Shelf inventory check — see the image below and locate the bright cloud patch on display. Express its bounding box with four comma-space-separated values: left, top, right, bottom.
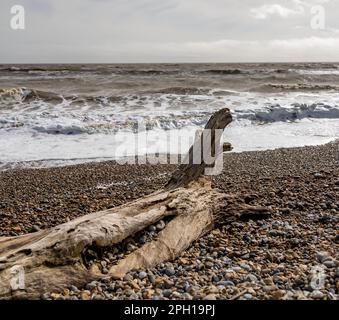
251, 4, 305, 19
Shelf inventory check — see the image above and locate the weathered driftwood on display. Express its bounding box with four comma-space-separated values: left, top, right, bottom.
0, 108, 265, 300
165, 108, 232, 189
0, 177, 224, 299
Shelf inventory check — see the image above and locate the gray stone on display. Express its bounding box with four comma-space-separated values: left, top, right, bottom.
138, 235, 147, 244
156, 220, 166, 231
148, 225, 157, 232
86, 281, 97, 290
162, 289, 172, 298
233, 266, 242, 272
245, 274, 258, 282
310, 290, 325, 299
212, 275, 220, 282
165, 268, 176, 276
316, 251, 331, 263
138, 271, 147, 279
31, 225, 41, 232
123, 274, 133, 281
323, 260, 336, 268
240, 263, 252, 271
242, 234, 251, 242
70, 285, 79, 292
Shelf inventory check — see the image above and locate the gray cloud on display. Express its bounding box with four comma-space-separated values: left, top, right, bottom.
0, 0, 339, 62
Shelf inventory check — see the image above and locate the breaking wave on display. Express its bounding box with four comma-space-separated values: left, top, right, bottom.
0, 87, 64, 103
235, 103, 339, 122
1, 102, 338, 135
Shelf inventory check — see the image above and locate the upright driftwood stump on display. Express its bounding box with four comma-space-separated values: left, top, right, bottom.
0, 108, 269, 299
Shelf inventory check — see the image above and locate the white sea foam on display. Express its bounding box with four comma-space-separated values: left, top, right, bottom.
0, 88, 338, 169
235, 103, 339, 122
295, 69, 339, 76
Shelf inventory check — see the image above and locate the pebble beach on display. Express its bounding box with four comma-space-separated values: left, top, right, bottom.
0, 141, 338, 300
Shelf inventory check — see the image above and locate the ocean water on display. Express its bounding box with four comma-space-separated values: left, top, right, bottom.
0, 63, 338, 169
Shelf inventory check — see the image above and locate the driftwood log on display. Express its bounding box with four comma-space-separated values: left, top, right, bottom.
0, 108, 269, 299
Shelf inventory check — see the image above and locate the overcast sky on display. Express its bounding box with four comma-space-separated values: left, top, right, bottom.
1, 0, 339, 63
